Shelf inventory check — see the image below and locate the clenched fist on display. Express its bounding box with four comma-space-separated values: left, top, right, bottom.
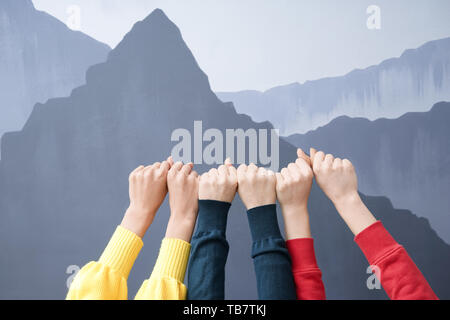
310, 148, 376, 235
165, 161, 199, 242
310, 148, 358, 205
121, 157, 173, 238
276, 150, 313, 212
276, 149, 313, 239
237, 163, 276, 210
199, 158, 237, 203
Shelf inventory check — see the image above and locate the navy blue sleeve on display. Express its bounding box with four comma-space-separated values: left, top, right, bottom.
247, 204, 297, 300
187, 200, 230, 300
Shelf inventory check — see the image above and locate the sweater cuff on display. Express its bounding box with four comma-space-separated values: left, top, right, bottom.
196, 200, 231, 232
354, 221, 400, 264
286, 238, 319, 271
99, 225, 143, 279
151, 238, 191, 283
247, 204, 282, 242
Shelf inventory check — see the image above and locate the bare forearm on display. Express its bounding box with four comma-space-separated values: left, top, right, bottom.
282, 205, 312, 240
120, 207, 153, 238
333, 192, 377, 236
165, 214, 197, 242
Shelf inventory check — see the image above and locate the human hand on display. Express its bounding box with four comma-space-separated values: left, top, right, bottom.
310, 148, 376, 235
310, 148, 359, 206
121, 157, 173, 238
199, 158, 237, 203
276, 149, 313, 239
237, 163, 276, 210
276, 149, 313, 212
165, 161, 199, 242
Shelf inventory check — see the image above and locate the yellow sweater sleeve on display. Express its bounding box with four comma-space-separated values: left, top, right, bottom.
134, 238, 191, 300
66, 226, 143, 300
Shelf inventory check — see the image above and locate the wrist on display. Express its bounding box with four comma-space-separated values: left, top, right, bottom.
169, 209, 198, 225
245, 199, 276, 211
247, 204, 282, 241
333, 192, 377, 235
197, 200, 230, 232
199, 196, 232, 203
281, 206, 311, 240
165, 214, 197, 243
121, 207, 152, 238
332, 192, 361, 212
280, 202, 308, 218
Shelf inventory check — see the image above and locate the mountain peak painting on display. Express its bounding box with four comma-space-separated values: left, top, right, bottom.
218, 37, 450, 135
1, 2, 449, 301
0, 8, 295, 299
0, 0, 110, 140
97, 7, 207, 85
286, 101, 450, 244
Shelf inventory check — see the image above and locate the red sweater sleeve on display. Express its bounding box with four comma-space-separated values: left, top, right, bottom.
286, 238, 326, 300
355, 221, 438, 300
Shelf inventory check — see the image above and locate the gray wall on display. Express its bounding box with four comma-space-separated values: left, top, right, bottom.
0, 0, 110, 140
0, 8, 449, 300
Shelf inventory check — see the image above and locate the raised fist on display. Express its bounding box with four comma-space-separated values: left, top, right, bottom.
199, 158, 238, 203
121, 157, 173, 238
310, 148, 358, 206
237, 163, 276, 210
166, 161, 199, 242
276, 149, 313, 213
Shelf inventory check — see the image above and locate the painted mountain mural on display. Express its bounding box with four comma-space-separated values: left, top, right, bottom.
0, 0, 110, 140
217, 37, 450, 136
0, 9, 449, 299
286, 102, 450, 245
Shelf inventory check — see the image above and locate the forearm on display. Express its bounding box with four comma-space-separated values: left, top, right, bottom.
66, 226, 143, 300
281, 205, 325, 300
133, 205, 195, 300
333, 192, 377, 236
286, 238, 326, 300
135, 237, 191, 300
165, 212, 197, 243
247, 204, 297, 300
355, 221, 437, 300
120, 207, 154, 238
188, 200, 231, 300
335, 192, 437, 299
281, 204, 312, 240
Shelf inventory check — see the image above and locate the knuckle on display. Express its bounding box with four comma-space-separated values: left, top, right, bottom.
217, 176, 226, 185
228, 175, 238, 184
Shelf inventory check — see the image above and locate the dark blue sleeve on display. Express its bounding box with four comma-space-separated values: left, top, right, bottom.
187, 200, 231, 300
247, 204, 297, 300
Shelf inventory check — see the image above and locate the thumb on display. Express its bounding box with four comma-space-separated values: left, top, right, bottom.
297, 148, 311, 166
160, 160, 171, 173
167, 156, 174, 167
224, 157, 233, 167
310, 148, 317, 162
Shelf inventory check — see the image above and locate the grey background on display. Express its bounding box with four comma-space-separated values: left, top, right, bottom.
0, 2, 449, 299
31, 0, 450, 92
0, 0, 110, 140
